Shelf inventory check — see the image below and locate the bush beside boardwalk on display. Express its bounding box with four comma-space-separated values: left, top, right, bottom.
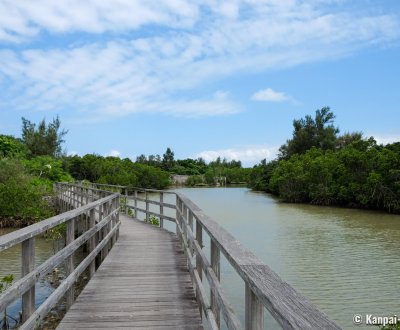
0, 158, 56, 227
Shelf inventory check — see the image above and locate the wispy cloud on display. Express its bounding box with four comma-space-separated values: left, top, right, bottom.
195, 145, 279, 167
0, 1, 399, 120
0, 1, 199, 42
373, 135, 400, 145
251, 88, 289, 102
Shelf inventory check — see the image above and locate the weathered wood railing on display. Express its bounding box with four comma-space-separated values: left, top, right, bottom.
87, 183, 341, 330
0, 183, 120, 329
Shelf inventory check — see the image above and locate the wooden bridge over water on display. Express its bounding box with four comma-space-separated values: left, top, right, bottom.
0, 183, 342, 329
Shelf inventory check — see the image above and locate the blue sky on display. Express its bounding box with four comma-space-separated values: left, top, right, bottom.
1, 0, 400, 167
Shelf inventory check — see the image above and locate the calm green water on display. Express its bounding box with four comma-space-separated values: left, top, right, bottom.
174, 187, 400, 329
0, 228, 57, 325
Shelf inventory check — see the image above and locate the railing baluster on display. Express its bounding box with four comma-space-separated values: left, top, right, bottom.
176, 196, 180, 237
80, 186, 84, 228
21, 237, 35, 322
134, 190, 138, 218
89, 208, 96, 278
65, 218, 75, 310
116, 196, 120, 240
188, 210, 195, 256
145, 191, 149, 222
182, 204, 187, 244
102, 201, 109, 258
196, 219, 203, 319
245, 284, 264, 330
101, 201, 107, 261
160, 192, 164, 228
125, 188, 128, 214
211, 240, 221, 328
111, 197, 117, 246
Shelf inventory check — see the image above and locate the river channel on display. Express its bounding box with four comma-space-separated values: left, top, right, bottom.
172, 187, 400, 329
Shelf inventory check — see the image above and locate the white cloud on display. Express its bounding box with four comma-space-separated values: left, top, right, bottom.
107, 150, 121, 157
251, 88, 289, 102
195, 145, 279, 167
0, 1, 399, 120
373, 135, 400, 145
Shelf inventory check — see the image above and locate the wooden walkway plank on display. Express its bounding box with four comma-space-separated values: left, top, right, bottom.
57, 215, 203, 329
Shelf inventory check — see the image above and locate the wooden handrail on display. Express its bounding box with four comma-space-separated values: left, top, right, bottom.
176, 192, 341, 330
0, 183, 120, 328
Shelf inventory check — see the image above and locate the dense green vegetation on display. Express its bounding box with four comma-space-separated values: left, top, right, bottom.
0, 157, 56, 226
62, 154, 170, 189
0, 118, 172, 226
249, 108, 400, 213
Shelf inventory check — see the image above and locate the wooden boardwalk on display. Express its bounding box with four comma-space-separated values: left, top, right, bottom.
57, 215, 203, 329
1, 183, 341, 329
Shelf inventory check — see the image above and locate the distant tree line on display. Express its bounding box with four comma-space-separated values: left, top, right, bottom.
134, 148, 251, 185
1, 108, 399, 227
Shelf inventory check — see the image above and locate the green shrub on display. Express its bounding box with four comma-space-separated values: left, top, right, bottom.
0, 159, 54, 222
148, 215, 160, 227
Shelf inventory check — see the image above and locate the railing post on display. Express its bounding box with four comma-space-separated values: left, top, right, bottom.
182, 204, 186, 242
111, 197, 117, 246
21, 237, 35, 322
80, 186, 84, 229
89, 208, 96, 278
103, 201, 111, 258
71, 185, 75, 209
145, 191, 149, 222
134, 190, 138, 218
53, 183, 58, 212
176, 196, 181, 241
188, 210, 194, 254
62, 187, 65, 212
160, 192, 164, 228
101, 201, 108, 261
125, 188, 128, 214
245, 284, 264, 330
211, 240, 221, 327
196, 219, 203, 319
65, 218, 75, 310
66, 186, 69, 210
116, 196, 120, 240
95, 202, 102, 264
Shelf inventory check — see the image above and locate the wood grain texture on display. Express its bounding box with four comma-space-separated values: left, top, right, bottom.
57, 215, 202, 330
21, 237, 35, 322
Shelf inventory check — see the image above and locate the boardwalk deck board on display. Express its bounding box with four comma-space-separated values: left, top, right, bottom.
57, 215, 203, 330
